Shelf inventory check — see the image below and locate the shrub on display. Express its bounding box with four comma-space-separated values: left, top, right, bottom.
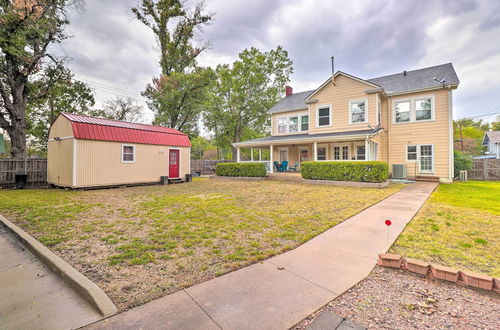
301, 161, 389, 183
215, 162, 267, 177
454, 151, 473, 179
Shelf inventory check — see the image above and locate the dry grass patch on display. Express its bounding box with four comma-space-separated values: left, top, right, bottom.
0, 178, 402, 310
392, 181, 500, 277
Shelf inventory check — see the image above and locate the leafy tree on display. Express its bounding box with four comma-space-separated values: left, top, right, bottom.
0, 0, 83, 157
99, 96, 143, 122
453, 119, 488, 155
132, 0, 213, 136
204, 46, 293, 160
454, 151, 473, 179
27, 64, 95, 153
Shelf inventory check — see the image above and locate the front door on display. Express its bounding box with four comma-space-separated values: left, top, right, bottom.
169, 149, 180, 178
419, 145, 433, 173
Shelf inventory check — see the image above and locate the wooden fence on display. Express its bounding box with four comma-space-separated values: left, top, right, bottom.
468, 159, 500, 180
0, 158, 48, 188
190, 160, 234, 175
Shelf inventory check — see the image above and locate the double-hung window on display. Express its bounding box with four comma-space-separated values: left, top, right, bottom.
122, 145, 135, 163
278, 117, 287, 133
333, 146, 340, 160
415, 98, 432, 121
289, 117, 298, 132
394, 101, 411, 123
301, 115, 309, 131
317, 105, 331, 127
406, 145, 417, 161
349, 99, 367, 124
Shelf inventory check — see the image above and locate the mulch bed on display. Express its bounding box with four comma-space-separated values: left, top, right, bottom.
294, 266, 499, 329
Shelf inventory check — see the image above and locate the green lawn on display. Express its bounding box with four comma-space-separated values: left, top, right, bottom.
392, 181, 500, 277
0, 178, 402, 311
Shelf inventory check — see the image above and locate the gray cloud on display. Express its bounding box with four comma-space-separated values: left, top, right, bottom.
56, 0, 500, 123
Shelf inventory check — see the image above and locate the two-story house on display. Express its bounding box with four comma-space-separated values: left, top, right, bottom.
233, 63, 459, 183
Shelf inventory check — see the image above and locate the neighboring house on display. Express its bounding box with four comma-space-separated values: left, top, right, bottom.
481, 131, 500, 159
234, 63, 459, 183
47, 113, 191, 188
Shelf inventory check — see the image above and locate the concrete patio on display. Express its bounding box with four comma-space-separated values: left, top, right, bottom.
85, 182, 437, 330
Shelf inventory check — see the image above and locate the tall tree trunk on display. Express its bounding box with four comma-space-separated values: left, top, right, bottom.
9, 120, 27, 158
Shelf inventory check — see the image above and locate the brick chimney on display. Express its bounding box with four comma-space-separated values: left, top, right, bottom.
285, 86, 293, 96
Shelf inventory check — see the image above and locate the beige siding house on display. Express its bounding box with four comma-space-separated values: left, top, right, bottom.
48, 113, 191, 188
234, 63, 459, 183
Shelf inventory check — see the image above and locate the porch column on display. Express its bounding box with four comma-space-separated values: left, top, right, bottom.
259, 148, 262, 161
313, 142, 318, 161
237, 147, 241, 163
251, 148, 254, 162
270, 145, 274, 172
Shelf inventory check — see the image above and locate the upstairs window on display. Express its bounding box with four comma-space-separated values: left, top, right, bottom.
415, 98, 432, 121
301, 115, 309, 131
317, 105, 331, 127
350, 99, 367, 124
395, 101, 411, 123
122, 145, 135, 163
289, 117, 298, 132
278, 117, 287, 133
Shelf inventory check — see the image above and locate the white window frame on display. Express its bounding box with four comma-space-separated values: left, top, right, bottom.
276, 113, 309, 134
277, 117, 287, 134
301, 115, 309, 131
316, 104, 332, 127
406, 145, 418, 162
349, 98, 368, 124
419, 144, 434, 173
392, 95, 435, 124
121, 144, 135, 163
394, 100, 412, 124
288, 116, 299, 133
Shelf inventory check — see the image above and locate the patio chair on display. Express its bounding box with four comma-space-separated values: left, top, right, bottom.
280, 160, 289, 172
273, 161, 281, 172
289, 161, 299, 172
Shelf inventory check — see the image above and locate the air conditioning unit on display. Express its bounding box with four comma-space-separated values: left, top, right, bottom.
392, 164, 407, 179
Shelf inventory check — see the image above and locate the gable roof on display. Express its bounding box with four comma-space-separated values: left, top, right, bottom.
268, 63, 459, 113
483, 131, 500, 145
59, 113, 191, 147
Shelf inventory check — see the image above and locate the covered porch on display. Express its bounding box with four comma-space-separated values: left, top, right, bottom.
233, 130, 381, 173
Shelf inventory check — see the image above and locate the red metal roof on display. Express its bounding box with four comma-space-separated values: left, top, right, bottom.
61, 113, 191, 147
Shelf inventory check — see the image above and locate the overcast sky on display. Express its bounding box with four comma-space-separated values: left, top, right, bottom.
57, 0, 500, 124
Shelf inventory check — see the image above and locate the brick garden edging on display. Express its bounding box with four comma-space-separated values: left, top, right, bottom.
378, 253, 499, 294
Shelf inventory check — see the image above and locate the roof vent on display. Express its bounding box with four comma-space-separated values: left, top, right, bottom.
403, 70, 407, 76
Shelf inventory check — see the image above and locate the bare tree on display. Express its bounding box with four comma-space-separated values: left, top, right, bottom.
101, 96, 143, 122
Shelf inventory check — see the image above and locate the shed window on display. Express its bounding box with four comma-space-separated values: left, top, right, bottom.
122, 145, 135, 163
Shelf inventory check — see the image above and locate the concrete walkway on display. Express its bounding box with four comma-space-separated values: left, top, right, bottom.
0, 227, 102, 330
86, 182, 438, 330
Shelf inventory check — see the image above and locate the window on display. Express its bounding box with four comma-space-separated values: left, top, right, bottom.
415, 98, 432, 121
395, 101, 411, 123
317, 147, 326, 160
122, 145, 135, 163
393, 95, 435, 124
317, 106, 331, 127
289, 117, 298, 132
356, 146, 366, 160
333, 146, 340, 160
278, 117, 287, 133
301, 115, 309, 131
350, 99, 367, 124
406, 145, 417, 161
342, 146, 349, 160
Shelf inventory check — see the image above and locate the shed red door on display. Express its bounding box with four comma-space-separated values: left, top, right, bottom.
169, 149, 180, 178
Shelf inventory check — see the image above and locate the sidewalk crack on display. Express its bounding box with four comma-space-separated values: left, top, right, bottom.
184, 289, 224, 330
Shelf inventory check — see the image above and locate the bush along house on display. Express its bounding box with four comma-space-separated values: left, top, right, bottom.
233, 63, 459, 183
47, 113, 191, 188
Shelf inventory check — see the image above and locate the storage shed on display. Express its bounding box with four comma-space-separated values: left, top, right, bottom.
47, 113, 191, 188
